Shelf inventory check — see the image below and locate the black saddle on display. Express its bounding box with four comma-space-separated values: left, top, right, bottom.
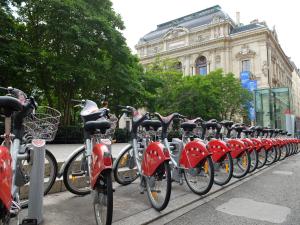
220, 120, 234, 127
181, 122, 197, 131
202, 119, 219, 129
141, 120, 161, 131
0, 96, 23, 117
84, 119, 111, 134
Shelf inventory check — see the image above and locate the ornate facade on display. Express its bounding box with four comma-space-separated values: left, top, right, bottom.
136, 5, 294, 90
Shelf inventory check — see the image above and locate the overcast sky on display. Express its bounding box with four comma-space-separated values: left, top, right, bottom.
111, 0, 300, 67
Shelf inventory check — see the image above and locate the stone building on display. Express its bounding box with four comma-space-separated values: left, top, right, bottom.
136, 5, 293, 90
135, 5, 299, 130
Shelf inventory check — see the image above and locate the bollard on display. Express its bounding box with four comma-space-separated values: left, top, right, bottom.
27, 139, 46, 224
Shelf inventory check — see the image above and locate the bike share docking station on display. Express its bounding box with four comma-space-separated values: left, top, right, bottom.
21, 139, 46, 225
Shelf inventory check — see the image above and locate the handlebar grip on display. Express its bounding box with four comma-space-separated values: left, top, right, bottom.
0, 87, 8, 92
71, 99, 82, 104
177, 113, 186, 119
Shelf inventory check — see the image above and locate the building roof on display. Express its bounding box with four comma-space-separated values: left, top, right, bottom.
230, 23, 266, 34
140, 5, 231, 42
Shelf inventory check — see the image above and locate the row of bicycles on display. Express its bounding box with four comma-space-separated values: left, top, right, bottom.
1, 86, 299, 225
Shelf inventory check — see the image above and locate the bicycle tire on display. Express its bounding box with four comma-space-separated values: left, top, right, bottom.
146, 161, 171, 211
232, 150, 250, 178
184, 156, 214, 195
93, 170, 113, 225
248, 149, 258, 173
113, 147, 138, 185
257, 147, 267, 169
213, 153, 233, 186
265, 147, 277, 165
63, 148, 90, 195
20, 149, 58, 208
279, 145, 288, 161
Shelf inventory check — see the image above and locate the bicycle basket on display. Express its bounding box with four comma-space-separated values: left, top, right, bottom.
24, 106, 61, 142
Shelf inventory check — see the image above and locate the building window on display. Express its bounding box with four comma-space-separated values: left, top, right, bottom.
196, 56, 207, 75
175, 61, 182, 72
215, 55, 221, 69
242, 59, 251, 72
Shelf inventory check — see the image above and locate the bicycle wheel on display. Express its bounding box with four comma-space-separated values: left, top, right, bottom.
232, 150, 250, 178
248, 150, 258, 173
257, 147, 267, 169
213, 153, 233, 186
184, 156, 214, 195
20, 149, 58, 208
279, 145, 288, 161
265, 147, 277, 165
0, 202, 10, 225
93, 170, 113, 225
145, 161, 171, 211
274, 146, 281, 162
113, 147, 138, 185
63, 148, 90, 195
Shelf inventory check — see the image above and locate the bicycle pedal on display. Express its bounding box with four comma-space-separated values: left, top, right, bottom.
20, 218, 37, 225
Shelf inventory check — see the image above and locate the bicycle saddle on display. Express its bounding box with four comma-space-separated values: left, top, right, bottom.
181, 121, 197, 131
141, 120, 161, 131
0, 96, 23, 117
84, 119, 111, 134
219, 120, 234, 127
274, 129, 280, 134
202, 119, 219, 129
242, 128, 253, 135
232, 123, 245, 132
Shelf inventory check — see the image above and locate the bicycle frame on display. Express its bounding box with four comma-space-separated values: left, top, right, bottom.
0, 116, 28, 212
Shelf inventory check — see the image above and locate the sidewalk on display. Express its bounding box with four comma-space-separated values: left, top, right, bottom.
15, 154, 299, 225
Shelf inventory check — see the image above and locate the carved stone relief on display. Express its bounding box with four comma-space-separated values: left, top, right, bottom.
235, 45, 256, 59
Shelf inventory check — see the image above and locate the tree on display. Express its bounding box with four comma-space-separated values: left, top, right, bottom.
0, 0, 31, 92
144, 60, 252, 121
7, 0, 146, 125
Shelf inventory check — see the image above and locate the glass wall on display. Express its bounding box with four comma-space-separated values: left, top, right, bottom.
254, 87, 290, 129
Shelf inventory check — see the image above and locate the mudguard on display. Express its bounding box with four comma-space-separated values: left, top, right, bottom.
227, 139, 247, 159
142, 142, 170, 177
179, 140, 211, 168
91, 143, 112, 189
250, 138, 263, 151
0, 146, 12, 210
57, 145, 85, 178
261, 138, 273, 150
207, 139, 230, 163
241, 138, 255, 153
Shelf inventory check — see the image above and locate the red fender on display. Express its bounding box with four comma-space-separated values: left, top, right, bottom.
250, 138, 262, 151
227, 139, 247, 159
261, 138, 273, 150
0, 146, 12, 211
142, 142, 170, 176
241, 138, 255, 153
91, 143, 112, 189
271, 139, 278, 146
207, 139, 230, 163
179, 140, 211, 168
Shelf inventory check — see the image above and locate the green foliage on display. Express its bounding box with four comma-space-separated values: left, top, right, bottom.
145, 60, 252, 120
0, 0, 148, 125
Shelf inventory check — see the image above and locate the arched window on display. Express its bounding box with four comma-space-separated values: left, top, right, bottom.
175, 61, 182, 72
196, 56, 207, 75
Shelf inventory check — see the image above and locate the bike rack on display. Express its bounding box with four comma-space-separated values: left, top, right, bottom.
21, 139, 46, 225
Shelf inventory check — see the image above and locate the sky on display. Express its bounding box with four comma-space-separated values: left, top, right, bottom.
111, 0, 300, 67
